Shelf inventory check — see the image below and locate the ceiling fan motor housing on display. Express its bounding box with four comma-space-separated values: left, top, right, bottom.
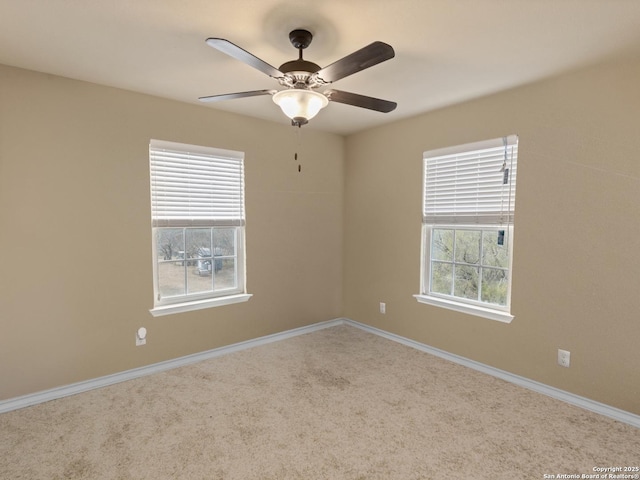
279, 59, 321, 75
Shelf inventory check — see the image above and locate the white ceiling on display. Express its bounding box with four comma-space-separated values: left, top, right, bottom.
1, 0, 640, 135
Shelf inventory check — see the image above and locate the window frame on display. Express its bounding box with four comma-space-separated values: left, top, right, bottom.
148, 140, 251, 317
415, 136, 518, 323
416, 224, 514, 323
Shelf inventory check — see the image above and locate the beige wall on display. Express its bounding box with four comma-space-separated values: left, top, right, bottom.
0, 65, 344, 400
344, 54, 640, 414
2, 53, 639, 416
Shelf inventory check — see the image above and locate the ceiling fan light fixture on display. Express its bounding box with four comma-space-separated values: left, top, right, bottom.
201, 30, 396, 124
272, 89, 329, 125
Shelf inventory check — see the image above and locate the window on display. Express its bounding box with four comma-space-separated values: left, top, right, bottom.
149, 139, 251, 316
415, 136, 518, 323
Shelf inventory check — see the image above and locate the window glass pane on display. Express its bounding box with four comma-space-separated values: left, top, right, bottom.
186, 228, 213, 271
158, 261, 186, 298
454, 230, 481, 265
186, 228, 213, 294
481, 268, 508, 306
431, 261, 453, 295
215, 258, 237, 291
482, 230, 509, 268
214, 228, 236, 256
156, 228, 186, 298
454, 265, 479, 300
156, 228, 184, 262
431, 229, 454, 261
188, 269, 215, 294
213, 228, 237, 291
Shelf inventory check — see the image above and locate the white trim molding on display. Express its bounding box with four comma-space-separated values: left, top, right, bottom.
149, 293, 252, 317
0, 318, 342, 414
414, 294, 514, 323
1, 317, 638, 430
345, 319, 640, 429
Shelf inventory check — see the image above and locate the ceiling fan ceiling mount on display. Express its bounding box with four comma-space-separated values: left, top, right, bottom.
199, 28, 397, 126
288, 29, 313, 50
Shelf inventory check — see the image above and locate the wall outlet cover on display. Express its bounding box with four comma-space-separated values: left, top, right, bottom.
558, 349, 570, 367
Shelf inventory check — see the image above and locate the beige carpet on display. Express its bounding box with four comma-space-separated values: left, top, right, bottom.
1, 325, 638, 479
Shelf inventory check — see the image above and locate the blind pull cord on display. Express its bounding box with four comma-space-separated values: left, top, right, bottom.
294, 125, 303, 173
498, 137, 508, 245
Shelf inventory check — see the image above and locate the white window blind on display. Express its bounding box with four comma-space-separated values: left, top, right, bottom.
150, 139, 245, 227
423, 135, 518, 225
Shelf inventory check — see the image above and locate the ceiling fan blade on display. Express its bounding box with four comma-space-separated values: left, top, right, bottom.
206, 38, 283, 78
316, 42, 395, 84
325, 89, 397, 113
198, 90, 277, 103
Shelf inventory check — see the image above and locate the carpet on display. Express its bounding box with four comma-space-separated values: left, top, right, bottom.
1, 325, 638, 479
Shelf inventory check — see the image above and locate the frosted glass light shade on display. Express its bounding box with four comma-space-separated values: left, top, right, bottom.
272, 89, 329, 123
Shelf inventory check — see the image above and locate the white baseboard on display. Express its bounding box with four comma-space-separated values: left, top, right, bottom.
343, 318, 640, 429
0, 318, 343, 414
2, 317, 639, 430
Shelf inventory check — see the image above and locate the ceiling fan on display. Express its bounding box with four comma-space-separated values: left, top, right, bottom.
199, 29, 397, 127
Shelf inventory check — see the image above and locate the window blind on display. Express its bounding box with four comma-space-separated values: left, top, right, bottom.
423, 135, 518, 225
150, 140, 245, 227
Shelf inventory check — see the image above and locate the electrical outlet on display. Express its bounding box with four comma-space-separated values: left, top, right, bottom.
558, 349, 570, 367
136, 327, 147, 347
379, 302, 386, 314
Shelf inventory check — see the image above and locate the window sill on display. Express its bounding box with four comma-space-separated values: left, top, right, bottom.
150, 293, 252, 317
413, 294, 514, 323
